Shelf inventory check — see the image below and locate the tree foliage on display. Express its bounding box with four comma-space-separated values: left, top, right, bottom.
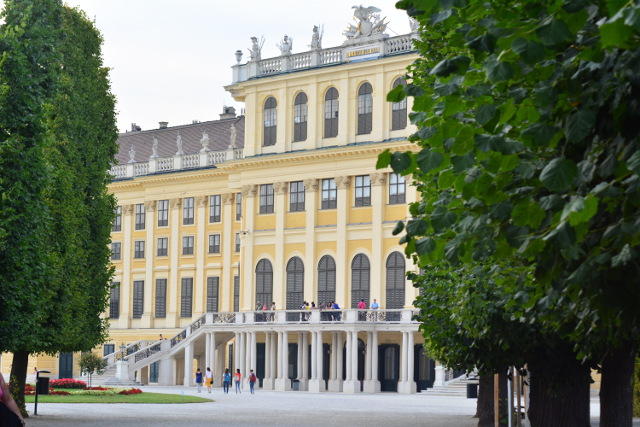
382, 0, 640, 423
79, 353, 107, 388
0, 0, 117, 413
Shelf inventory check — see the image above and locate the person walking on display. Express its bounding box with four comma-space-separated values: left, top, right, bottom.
205, 367, 213, 393
248, 369, 257, 394
223, 368, 231, 394
195, 368, 203, 393
234, 368, 242, 394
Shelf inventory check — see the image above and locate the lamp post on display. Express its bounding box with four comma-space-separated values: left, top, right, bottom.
34, 369, 51, 416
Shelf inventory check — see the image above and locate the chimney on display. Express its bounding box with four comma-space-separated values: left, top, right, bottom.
159, 121, 168, 129
131, 123, 141, 132
219, 106, 237, 120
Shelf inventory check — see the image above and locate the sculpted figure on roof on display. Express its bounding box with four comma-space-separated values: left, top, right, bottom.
128, 145, 136, 163
150, 136, 159, 159
310, 25, 323, 50
278, 35, 293, 55
344, 5, 387, 39
176, 132, 184, 156
249, 36, 263, 61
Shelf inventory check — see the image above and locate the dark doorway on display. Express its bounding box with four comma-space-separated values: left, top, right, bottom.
322, 343, 330, 390
379, 344, 399, 392
414, 345, 435, 391
289, 343, 298, 380
149, 361, 159, 383
59, 352, 73, 379
257, 343, 265, 388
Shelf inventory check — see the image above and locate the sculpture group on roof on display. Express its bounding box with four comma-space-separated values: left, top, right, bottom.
344, 5, 387, 39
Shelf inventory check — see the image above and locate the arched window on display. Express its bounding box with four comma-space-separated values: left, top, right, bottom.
391, 78, 407, 130
286, 257, 304, 310
385, 252, 405, 316
263, 97, 277, 146
357, 82, 373, 135
255, 259, 273, 307
317, 255, 336, 304
324, 87, 339, 138
351, 254, 370, 308
293, 92, 308, 142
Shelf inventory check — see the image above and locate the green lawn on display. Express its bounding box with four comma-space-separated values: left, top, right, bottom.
25, 392, 211, 404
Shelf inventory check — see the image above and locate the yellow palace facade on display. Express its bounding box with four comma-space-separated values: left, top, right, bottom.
3, 8, 446, 394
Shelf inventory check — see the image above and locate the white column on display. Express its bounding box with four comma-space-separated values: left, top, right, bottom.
168, 198, 181, 326
336, 332, 344, 383
365, 332, 372, 381
120, 205, 133, 328
241, 185, 257, 312
270, 332, 277, 387
142, 201, 155, 327
363, 331, 380, 392
276, 331, 291, 390
398, 331, 416, 394
233, 332, 240, 375
194, 196, 207, 314
308, 330, 322, 392
210, 332, 218, 386
221, 194, 234, 311
328, 331, 343, 392
184, 341, 194, 387
205, 333, 211, 370
301, 332, 309, 389
274, 182, 286, 305
250, 331, 257, 371
244, 332, 251, 390
335, 176, 350, 305
344, 331, 360, 393
263, 332, 274, 390
370, 173, 386, 306
303, 179, 317, 303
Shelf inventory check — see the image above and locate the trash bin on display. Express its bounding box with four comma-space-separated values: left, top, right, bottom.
292, 379, 300, 391
36, 377, 50, 395
466, 383, 478, 398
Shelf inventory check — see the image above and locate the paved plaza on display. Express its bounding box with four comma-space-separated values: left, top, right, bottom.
22, 385, 638, 427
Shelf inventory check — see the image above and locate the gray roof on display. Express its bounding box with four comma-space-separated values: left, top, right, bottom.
115, 116, 245, 165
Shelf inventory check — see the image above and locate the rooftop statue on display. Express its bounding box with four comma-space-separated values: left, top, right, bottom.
200, 132, 210, 152
309, 25, 323, 50
128, 145, 136, 163
176, 131, 184, 156
248, 36, 264, 61
229, 123, 237, 149
344, 5, 387, 39
278, 35, 293, 56
150, 136, 159, 159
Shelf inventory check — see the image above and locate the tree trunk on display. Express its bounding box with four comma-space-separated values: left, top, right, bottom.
527, 346, 590, 427
476, 372, 508, 427
600, 343, 635, 427
9, 350, 29, 418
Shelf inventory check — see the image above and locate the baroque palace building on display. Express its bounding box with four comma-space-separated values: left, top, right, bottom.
3, 7, 444, 394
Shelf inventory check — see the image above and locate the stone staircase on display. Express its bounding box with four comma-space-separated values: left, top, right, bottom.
425, 375, 479, 397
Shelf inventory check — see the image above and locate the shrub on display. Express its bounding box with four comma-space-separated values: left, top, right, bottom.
50, 378, 87, 389
119, 388, 142, 395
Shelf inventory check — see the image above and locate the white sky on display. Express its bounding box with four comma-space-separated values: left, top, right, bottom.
55, 1, 412, 133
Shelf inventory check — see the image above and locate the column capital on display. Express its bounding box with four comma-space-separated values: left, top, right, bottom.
303, 178, 319, 192
241, 185, 257, 197
222, 193, 235, 205
144, 200, 156, 211
274, 181, 287, 195
195, 195, 208, 207
370, 172, 387, 186
335, 175, 351, 190
123, 204, 134, 215
170, 198, 182, 209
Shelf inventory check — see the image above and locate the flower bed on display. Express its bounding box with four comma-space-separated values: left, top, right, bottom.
24, 383, 143, 396
49, 378, 87, 389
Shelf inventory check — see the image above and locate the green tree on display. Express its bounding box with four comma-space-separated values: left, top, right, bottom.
381, 0, 640, 425
79, 353, 108, 389
0, 1, 117, 414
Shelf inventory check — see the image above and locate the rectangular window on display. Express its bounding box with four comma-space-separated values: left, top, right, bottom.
233, 275, 240, 312
155, 278, 167, 318
209, 194, 221, 223
183, 197, 194, 225
111, 242, 121, 261
235, 193, 242, 220
158, 199, 169, 227
132, 280, 144, 319
321, 178, 337, 209
112, 206, 122, 232
157, 237, 168, 257
207, 277, 220, 313
134, 240, 145, 259
181, 278, 193, 318
109, 282, 120, 319
182, 236, 194, 255
208, 234, 221, 254
289, 181, 305, 212
355, 175, 371, 207
235, 233, 241, 252
103, 344, 115, 357
135, 203, 145, 230
389, 173, 406, 204
259, 184, 274, 214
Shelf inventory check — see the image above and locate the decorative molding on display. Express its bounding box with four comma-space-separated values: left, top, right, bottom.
222, 193, 235, 205
123, 204, 134, 215
170, 198, 182, 209
370, 172, 387, 186
144, 200, 157, 211
303, 178, 319, 192
241, 185, 257, 197
196, 195, 208, 207
274, 181, 287, 195
335, 175, 351, 189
